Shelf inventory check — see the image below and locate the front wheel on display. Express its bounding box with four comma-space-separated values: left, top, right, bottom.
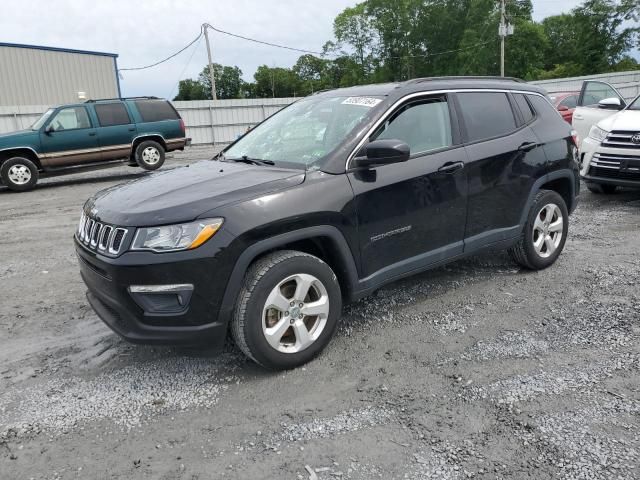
231, 250, 342, 370
0, 157, 39, 192
509, 190, 569, 270
135, 140, 165, 171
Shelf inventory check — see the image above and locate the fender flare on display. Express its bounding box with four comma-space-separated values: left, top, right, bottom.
518, 169, 578, 227
216, 225, 360, 327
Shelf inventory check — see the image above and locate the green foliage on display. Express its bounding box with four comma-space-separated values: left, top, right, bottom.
176, 0, 640, 100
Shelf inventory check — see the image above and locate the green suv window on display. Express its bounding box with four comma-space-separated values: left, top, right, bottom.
49, 107, 91, 131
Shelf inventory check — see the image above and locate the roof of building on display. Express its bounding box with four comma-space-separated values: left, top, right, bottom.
0, 42, 118, 58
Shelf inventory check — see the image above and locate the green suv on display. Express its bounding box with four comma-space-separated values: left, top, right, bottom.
0, 97, 189, 191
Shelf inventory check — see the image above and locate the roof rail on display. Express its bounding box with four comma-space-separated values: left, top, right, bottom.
84, 96, 160, 103
405, 76, 525, 84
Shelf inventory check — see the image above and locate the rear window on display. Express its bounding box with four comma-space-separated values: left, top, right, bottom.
95, 103, 131, 127
134, 100, 180, 122
458, 92, 517, 142
513, 94, 535, 124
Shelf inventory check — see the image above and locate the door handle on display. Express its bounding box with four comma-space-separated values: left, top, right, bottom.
128, 128, 136, 132
518, 142, 539, 152
88, 132, 96, 136
437, 161, 464, 174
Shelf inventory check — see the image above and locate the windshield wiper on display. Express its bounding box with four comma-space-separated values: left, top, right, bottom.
223, 155, 275, 166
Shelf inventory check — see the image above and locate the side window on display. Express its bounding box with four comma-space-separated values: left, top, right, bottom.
134, 100, 180, 122
513, 94, 535, 124
458, 92, 517, 142
49, 107, 91, 131
559, 95, 578, 109
581, 82, 621, 107
371, 98, 453, 155
527, 95, 559, 119
94, 103, 131, 127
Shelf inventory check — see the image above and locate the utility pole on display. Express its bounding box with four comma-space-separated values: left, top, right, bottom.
498, 0, 514, 77
203, 24, 217, 100
499, 0, 506, 77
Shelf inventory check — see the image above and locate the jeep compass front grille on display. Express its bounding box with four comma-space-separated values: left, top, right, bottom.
77, 212, 129, 255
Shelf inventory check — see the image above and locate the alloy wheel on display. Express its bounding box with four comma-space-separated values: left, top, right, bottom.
7, 164, 32, 185
532, 203, 563, 258
261, 273, 329, 354
141, 147, 161, 165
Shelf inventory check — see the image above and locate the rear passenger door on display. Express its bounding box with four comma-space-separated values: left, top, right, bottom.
455, 91, 547, 250
93, 102, 137, 161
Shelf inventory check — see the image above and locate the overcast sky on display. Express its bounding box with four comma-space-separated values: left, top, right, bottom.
1, 0, 633, 98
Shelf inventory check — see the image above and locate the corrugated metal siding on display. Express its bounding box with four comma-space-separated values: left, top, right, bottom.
0, 46, 119, 105
530, 71, 640, 101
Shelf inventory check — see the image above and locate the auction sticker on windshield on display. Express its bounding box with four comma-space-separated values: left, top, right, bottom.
342, 97, 383, 108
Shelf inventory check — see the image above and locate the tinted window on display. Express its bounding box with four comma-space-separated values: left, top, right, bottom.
581, 82, 622, 107
527, 95, 560, 119
135, 100, 180, 122
513, 94, 535, 124
95, 103, 131, 127
49, 107, 91, 131
458, 92, 516, 142
372, 98, 452, 154
558, 95, 578, 109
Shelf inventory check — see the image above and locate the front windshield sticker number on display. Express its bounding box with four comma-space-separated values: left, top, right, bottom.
342, 97, 383, 108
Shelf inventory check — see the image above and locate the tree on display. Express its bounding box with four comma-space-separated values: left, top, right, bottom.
199, 64, 245, 100
173, 79, 208, 101
253, 66, 301, 98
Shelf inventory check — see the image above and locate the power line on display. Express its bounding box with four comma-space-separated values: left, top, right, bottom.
168, 34, 203, 100
203, 23, 329, 56
387, 39, 497, 59
119, 30, 204, 71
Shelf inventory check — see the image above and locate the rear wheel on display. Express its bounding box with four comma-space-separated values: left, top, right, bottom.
509, 190, 568, 270
231, 250, 342, 370
0, 157, 39, 192
587, 183, 617, 194
135, 140, 165, 171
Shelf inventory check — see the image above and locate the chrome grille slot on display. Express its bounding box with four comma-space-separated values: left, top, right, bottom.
99, 226, 113, 251
76, 213, 129, 256
602, 131, 640, 149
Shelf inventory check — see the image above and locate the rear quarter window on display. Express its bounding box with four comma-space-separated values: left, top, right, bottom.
527, 95, 561, 119
457, 92, 517, 142
134, 101, 180, 122
513, 94, 535, 124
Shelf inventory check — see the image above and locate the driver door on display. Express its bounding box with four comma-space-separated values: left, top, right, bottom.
40, 106, 100, 167
347, 95, 468, 279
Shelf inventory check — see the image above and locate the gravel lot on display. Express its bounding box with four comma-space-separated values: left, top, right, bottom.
1, 146, 639, 479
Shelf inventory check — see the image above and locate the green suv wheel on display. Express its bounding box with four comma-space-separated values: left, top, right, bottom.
135, 140, 166, 171
0, 157, 39, 192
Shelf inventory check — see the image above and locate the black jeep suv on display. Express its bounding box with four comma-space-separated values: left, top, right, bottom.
75, 77, 579, 370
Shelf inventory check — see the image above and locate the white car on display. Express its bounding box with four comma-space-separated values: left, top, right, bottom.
579, 93, 640, 193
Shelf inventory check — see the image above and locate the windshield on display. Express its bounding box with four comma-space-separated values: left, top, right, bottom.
31, 109, 55, 130
627, 95, 640, 111
223, 95, 382, 168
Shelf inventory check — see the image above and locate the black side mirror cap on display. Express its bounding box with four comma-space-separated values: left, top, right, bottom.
45, 125, 54, 134
353, 139, 410, 168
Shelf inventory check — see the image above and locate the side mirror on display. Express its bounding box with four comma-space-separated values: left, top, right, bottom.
557, 105, 569, 112
598, 97, 623, 110
353, 139, 410, 168
45, 125, 55, 134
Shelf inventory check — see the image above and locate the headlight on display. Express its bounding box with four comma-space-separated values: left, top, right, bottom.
588, 125, 609, 143
131, 218, 223, 252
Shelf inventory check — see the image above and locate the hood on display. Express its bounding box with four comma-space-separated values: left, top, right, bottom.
0, 129, 39, 144
598, 110, 640, 132
86, 160, 305, 227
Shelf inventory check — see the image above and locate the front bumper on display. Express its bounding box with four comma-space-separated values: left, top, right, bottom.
580, 137, 640, 188
75, 237, 231, 348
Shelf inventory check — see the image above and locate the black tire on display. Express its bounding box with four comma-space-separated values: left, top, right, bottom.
509, 190, 569, 270
587, 183, 617, 194
231, 250, 342, 370
0, 157, 39, 192
135, 140, 165, 171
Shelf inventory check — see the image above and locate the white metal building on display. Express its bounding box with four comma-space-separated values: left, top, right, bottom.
0, 42, 121, 106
